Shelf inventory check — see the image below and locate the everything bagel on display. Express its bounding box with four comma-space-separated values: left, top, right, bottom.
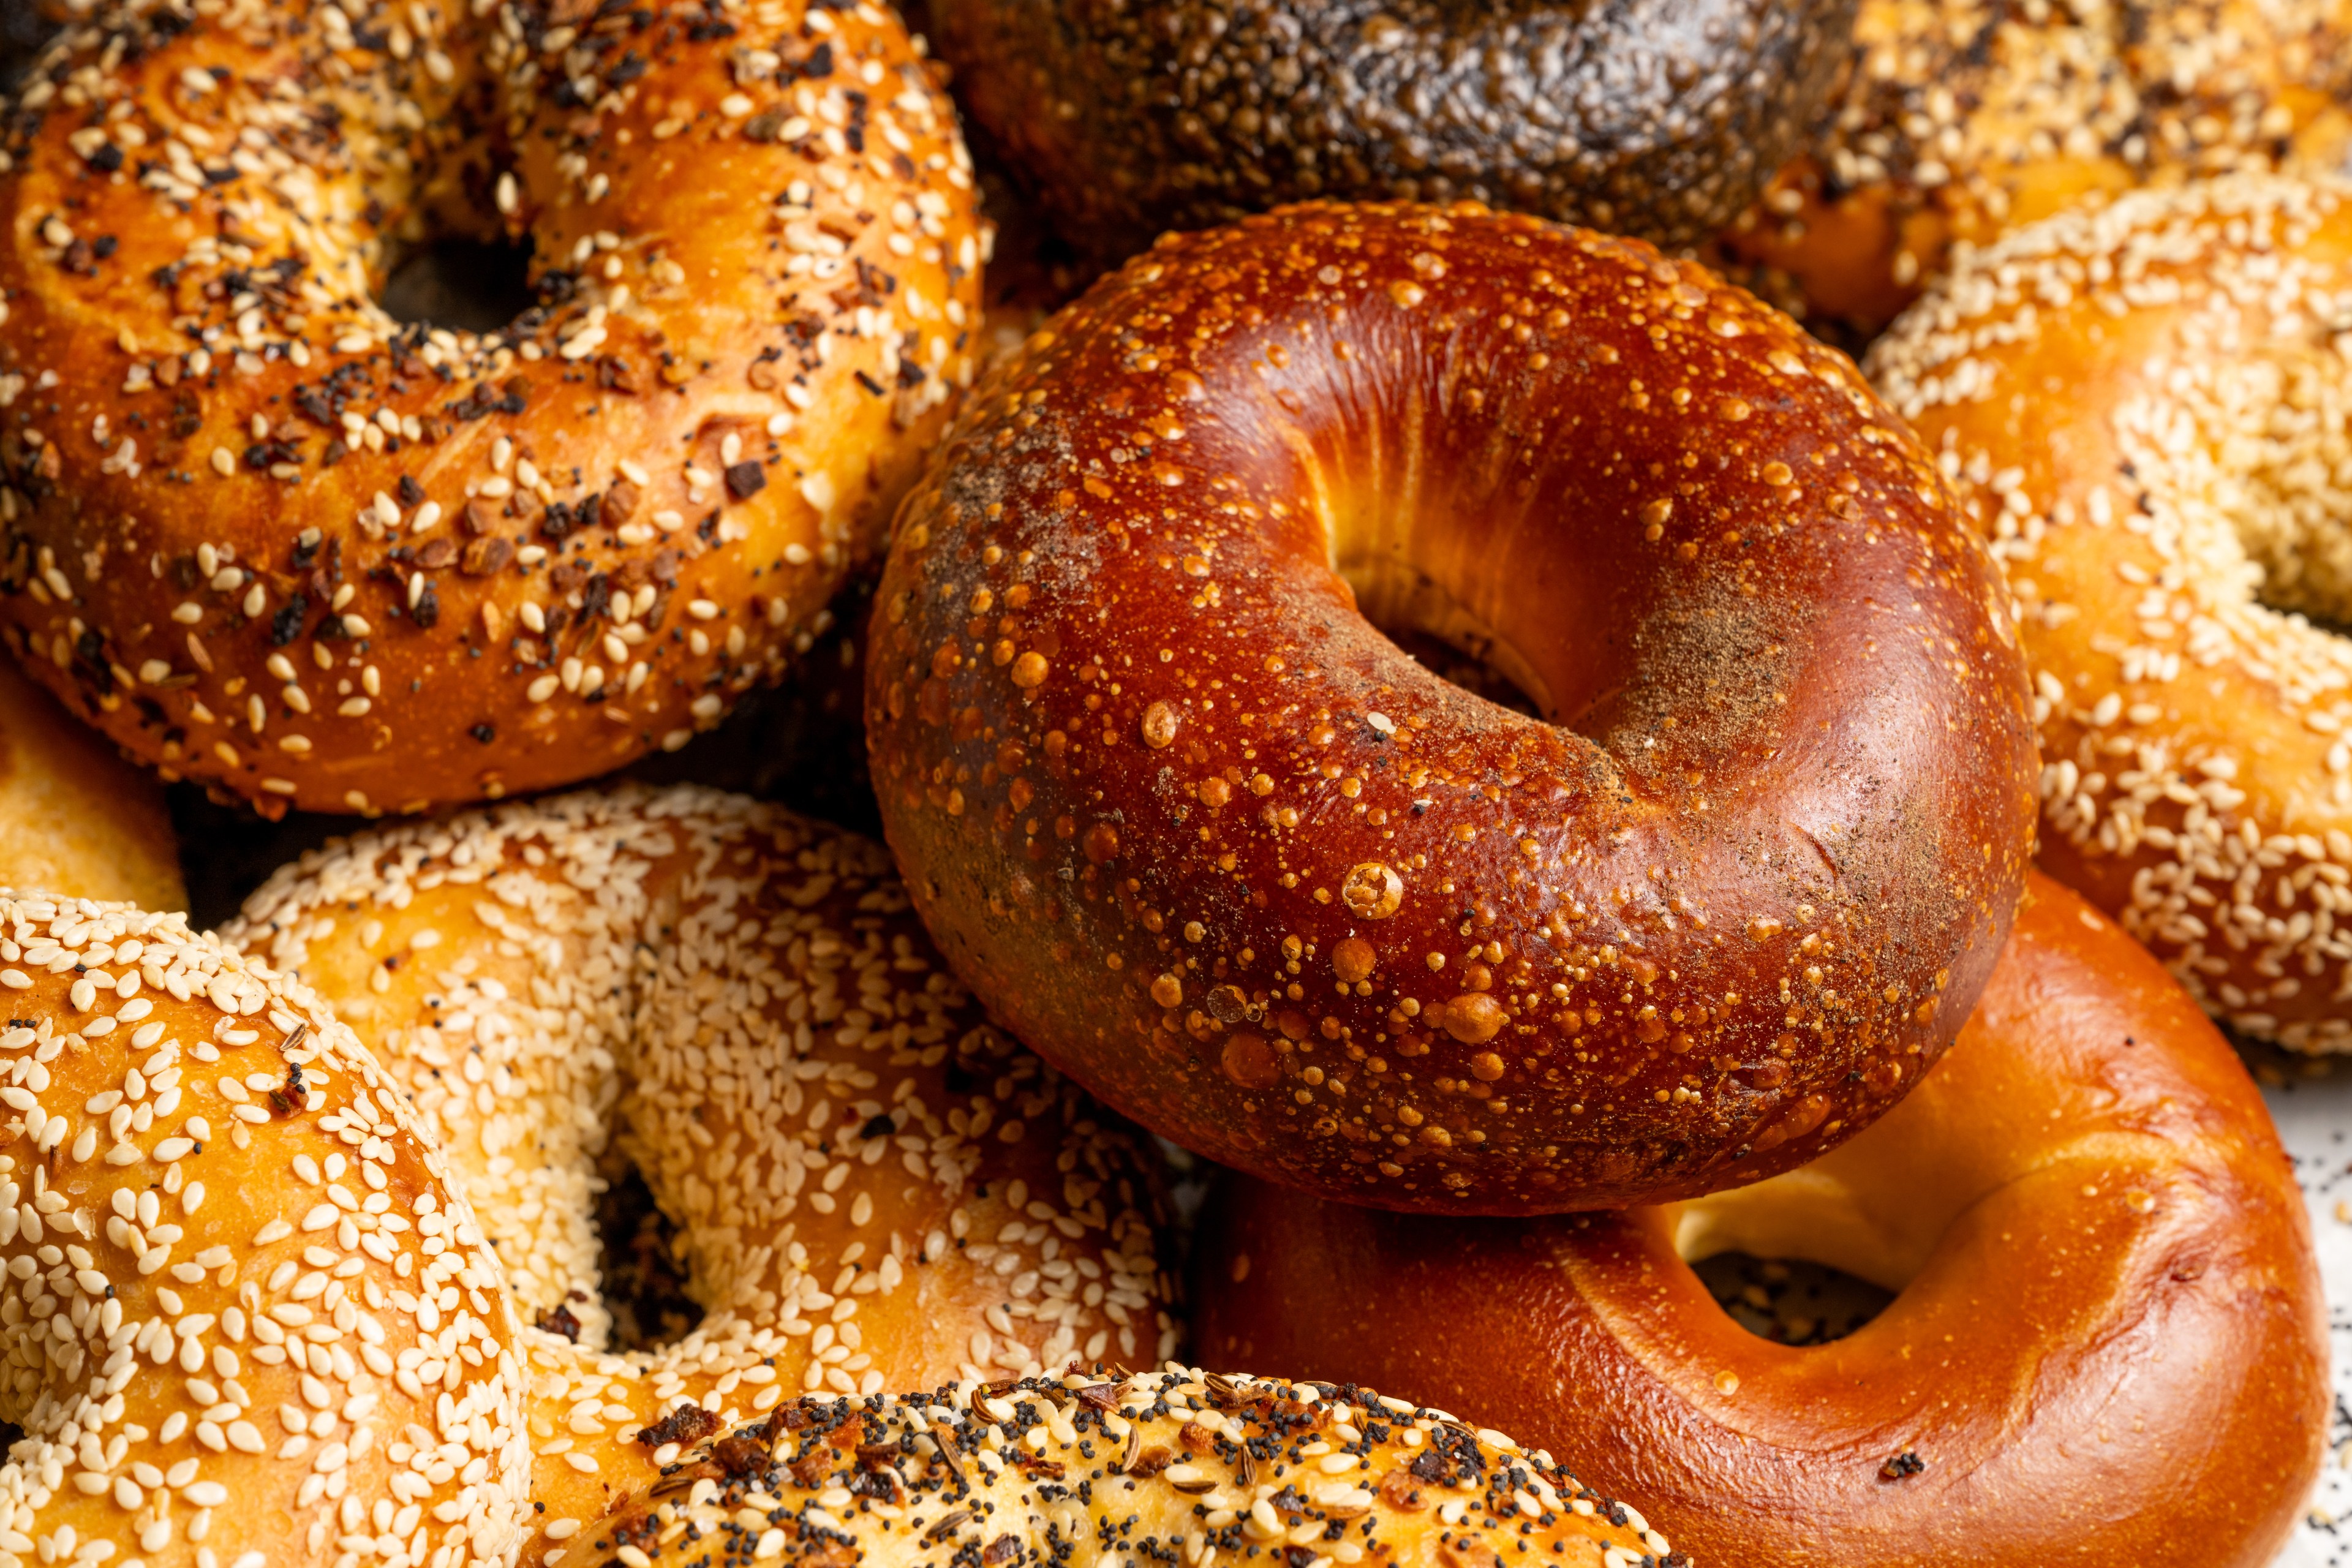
867, 201, 2039, 1213
1193, 874, 2329, 1568
0, 0, 981, 817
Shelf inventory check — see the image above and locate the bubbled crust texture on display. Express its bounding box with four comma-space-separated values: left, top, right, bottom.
867, 202, 2038, 1214
0, 0, 981, 817
930, 0, 1855, 258
0, 895, 533, 1568
222, 784, 1178, 1561
1193, 876, 2329, 1568
573, 1368, 1679, 1568
1869, 175, 2352, 1052
1715, 0, 2352, 332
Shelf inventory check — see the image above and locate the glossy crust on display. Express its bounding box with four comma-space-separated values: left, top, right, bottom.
1713, 0, 2352, 334
568, 1366, 1682, 1568
866, 201, 2038, 1213
0, 655, 181, 908
222, 784, 1178, 1561
931, 0, 1855, 257
0, 894, 534, 1568
0, 0, 982, 818
1193, 873, 2328, 1568
1870, 174, 2352, 1051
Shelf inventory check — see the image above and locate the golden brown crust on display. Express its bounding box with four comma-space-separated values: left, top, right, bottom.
1714, 0, 2352, 334
0, 0, 981, 817
0, 655, 181, 908
0, 894, 535, 1568
865, 200, 2039, 1213
1868, 172, 2352, 1050
1193, 872, 2329, 1568
222, 783, 1179, 1559
567, 1366, 1679, 1568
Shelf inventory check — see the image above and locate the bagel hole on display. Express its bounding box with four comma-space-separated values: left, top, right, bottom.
1343, 562, 1546, 718
1382, 626, 1544, 718
584, 1163, 704, 1352
1688, 1251, 1893, 1346
379, 237, 538, 336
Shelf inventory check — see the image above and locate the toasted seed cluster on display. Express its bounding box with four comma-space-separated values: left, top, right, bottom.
931, 0, 1855, 259
868, 200, 2038, 1214
1716, 0, 2352, 333
0, 893, 533, 1568
1868, 173, 2352, 1052
567, 1366, 1681, 1568
0, 0, 983, 818
225, 783, 1178, 1558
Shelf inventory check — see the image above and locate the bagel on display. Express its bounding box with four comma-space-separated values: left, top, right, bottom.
927, 0, 1856, 257
0, 894, 534, 1568
866, 200, 2039, 1213
572, 1367, 1683, 1568
0, 0, 982, 818
222, 784, 1177, 1559
1868, 172, 2352, 1051
1193, 873, 2328, 1568
1715, 0, 2352, 334
0, 657, 181, 909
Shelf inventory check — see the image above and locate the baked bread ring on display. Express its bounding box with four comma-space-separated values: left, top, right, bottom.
573, 1368, 1681, 1568
0, 0, 981, 818
866, 200, 2040, 1213
0, 657, 181, 910
222, 785, 1177, 1559
1869, 173, 2352, 1051
1193, 873, 2328, 1568
1714, 0, 2352, 335
929, 0, 1856, 257
0, 895, 533, 1568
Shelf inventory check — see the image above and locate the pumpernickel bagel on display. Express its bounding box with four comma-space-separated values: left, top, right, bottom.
932, 0, 1856, 258
867, 200, 2038, 1213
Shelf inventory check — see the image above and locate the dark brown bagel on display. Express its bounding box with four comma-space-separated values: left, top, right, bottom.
1192, 873, 2330, 1568
865, 201, 2038, 1213
927, 0, 1857, 258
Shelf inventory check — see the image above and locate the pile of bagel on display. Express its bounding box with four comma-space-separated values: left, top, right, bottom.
0, 1, 2337, 1566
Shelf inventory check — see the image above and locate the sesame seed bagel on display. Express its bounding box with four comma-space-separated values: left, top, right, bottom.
1868, 172, 2352, 1051
568, 1367, 1681, 1568
928, 0, 1855, 258
865, 201, 2040, 1214
1194, 874, 2328, 1568
222, 783, 1178, 1558
1715, 0, 2352, 335
0, 0, 982, 818
0, 656, 181, 910
0, 894, 533, 1568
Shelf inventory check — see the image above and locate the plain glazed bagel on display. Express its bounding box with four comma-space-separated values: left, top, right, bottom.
867, 200, 2039, 1214
0, 0, 982, 818
0, 656, 181, 910
0, 894, 533, 1568
1193, 873, 2328, 1568
928, 0, 1856, 257
222, 784, 1178, 1559
1714, 0, 2352, 335
1869, 173, 2352, 1052
571, 1367, 1683, 1568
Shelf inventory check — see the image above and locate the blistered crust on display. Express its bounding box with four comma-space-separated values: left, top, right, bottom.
867, 200, 2038, 1213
